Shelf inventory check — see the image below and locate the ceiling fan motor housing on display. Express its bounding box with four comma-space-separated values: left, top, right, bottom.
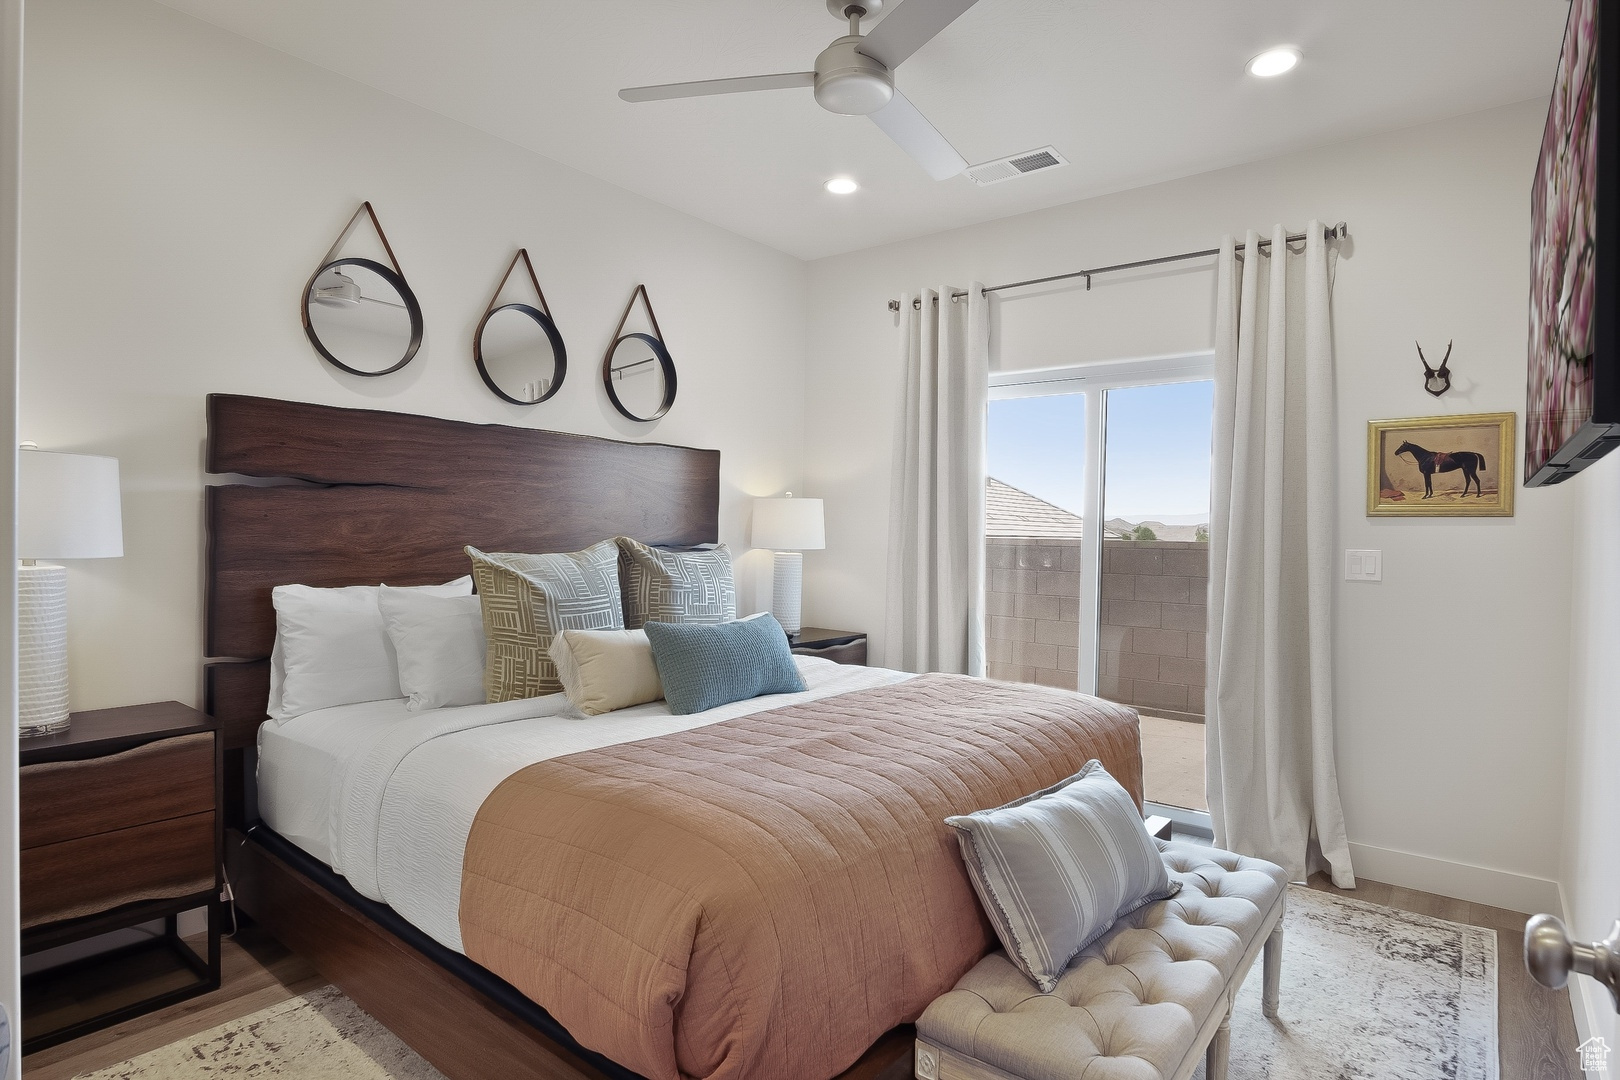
825, 0, 884, 17
814, 36, 893, 114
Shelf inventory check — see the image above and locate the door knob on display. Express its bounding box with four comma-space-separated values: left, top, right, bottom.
1525, 913, 1620, 1010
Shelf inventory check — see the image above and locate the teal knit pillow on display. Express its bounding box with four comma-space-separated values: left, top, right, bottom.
643, 614, 806, 715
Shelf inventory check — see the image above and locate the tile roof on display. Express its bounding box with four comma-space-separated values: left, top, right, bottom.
985, 477, 1084, 538
987, 479, 1209, 541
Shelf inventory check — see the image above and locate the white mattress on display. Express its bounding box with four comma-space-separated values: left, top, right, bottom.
257, 657, 911, 952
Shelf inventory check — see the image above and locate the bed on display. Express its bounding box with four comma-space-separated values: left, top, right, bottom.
206, 394, 1144, 1080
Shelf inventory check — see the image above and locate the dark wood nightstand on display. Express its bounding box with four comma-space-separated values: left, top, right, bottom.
19, 701, 222, 1054
788, 627, 867, 666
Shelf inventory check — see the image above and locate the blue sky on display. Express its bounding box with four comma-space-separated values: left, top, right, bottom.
986, 380, 1214, 521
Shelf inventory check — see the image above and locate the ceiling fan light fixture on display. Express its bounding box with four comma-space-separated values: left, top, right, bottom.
1247, 46, 1301, 78
815, 70, 893, 114
813, 37, 894, 115
312, 270, 362, 307
824, 177, 859, 194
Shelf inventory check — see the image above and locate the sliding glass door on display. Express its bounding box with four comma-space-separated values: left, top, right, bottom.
984, 392, 1088, 689
985, 356, 1214, 819
1097, 380, 1213, 813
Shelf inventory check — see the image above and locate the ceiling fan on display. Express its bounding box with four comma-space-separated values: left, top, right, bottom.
619, 0, 980, 181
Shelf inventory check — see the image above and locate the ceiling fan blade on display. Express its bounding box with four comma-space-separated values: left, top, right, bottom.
620, 72, 815, 103
868, 88, 966, 179
857, 0, 981, 70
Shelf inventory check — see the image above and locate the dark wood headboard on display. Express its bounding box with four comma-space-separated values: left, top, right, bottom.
203, 394, 720, 755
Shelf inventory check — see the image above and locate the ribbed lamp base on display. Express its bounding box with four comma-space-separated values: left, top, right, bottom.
19, 562, 70, 737
771, 551, 804, 636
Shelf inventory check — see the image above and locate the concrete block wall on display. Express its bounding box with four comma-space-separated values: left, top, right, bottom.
986, 537, 1209, 722
985, 537, 1084, 689
1098, 540, 1208, 723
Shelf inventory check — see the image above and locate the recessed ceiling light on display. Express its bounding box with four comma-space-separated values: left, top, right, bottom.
824, 177, 859, 195
1247, 47, 1301, 78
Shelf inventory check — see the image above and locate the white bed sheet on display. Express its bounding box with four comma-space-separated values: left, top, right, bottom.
256, 693, 574, 867
257, 657, 911, 952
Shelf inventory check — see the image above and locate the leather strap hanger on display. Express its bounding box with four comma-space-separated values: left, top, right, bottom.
482, 249, 555, 322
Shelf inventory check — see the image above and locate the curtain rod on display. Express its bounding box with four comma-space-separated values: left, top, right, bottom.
886, 221, 1348, 312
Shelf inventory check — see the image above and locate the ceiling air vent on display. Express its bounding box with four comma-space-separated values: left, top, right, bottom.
966, 146, 1068, 186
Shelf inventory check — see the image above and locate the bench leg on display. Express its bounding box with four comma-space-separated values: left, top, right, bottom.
1206, 1008, 1231, 1080
1262, 924, 1283, 1019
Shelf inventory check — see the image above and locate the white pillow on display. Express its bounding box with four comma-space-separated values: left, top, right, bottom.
379, 588, 486, 712
268, 577, 472, 719
548, 628, 663, 716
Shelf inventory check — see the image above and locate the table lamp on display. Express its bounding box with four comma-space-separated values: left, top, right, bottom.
18, 448, 124, 737
751, 493, 824, 636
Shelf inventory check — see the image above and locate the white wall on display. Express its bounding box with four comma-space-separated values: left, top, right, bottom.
804, 100, 1574, 911
20, 1, 808, 711
1560, 447, 1620, 1045
0, 0, 18, 1071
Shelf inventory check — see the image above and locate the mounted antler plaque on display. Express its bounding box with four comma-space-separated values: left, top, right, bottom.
1417, 340, 1452, 397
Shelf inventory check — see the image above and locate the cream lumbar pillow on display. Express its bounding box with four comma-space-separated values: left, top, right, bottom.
548, 628, 664, 715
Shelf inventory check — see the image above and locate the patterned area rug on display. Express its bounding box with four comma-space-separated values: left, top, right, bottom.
73, 986, 445, 1079
75, 887, 1496, 1080
1197, 885, 1499, 1080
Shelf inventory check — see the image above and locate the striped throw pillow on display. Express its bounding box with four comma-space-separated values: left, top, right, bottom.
945, 760, 1180, 992
465, 541, 624, 701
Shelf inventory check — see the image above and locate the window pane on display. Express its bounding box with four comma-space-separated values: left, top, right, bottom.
1099, 380, 1212, 811
984, 394, 1085, 690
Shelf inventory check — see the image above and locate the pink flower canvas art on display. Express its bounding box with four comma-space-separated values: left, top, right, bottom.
1526, 0, 1600, 481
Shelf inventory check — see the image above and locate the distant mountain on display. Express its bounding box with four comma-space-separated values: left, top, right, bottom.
1106, 516, 1208, 542
1118, 512, 1210, 526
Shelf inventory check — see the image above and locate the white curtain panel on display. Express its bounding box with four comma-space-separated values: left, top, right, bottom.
883, 284, 989, 675
1207, 224, 1354, 888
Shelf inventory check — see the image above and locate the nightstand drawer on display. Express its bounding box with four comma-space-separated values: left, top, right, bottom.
20, 810, 216, 929
20, 731, 214, 849
792, 638, 867, 666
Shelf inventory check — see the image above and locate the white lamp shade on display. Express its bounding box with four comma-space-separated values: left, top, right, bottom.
19, 449, 124, 560
752, 496, 824, 551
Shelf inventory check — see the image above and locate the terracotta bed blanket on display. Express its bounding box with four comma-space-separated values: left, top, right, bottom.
458, 674, 1142, 1080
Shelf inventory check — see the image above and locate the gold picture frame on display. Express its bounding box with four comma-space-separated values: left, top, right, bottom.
1367, 412, 1516, 517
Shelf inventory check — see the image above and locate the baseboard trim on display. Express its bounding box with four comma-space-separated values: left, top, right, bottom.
1347, 841, 1561, 916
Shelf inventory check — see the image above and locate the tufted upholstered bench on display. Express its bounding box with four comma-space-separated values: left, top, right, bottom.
914, 840, 1288, 1080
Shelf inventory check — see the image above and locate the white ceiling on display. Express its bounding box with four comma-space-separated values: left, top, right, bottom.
152, 0, 1569, 261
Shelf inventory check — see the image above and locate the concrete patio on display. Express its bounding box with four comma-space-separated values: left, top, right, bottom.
1140, 714, 1207, 812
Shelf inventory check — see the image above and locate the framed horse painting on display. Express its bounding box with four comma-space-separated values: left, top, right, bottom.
1367, 412, 1517, 517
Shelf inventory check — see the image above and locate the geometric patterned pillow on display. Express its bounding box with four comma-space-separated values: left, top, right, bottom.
615, 537, 736, 630
944, 760, 1181, 992
465, 541, 624, 701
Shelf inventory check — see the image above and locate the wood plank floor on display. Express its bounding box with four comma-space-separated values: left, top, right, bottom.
26, 876, 1580, 1080
22, 925, 326, 1080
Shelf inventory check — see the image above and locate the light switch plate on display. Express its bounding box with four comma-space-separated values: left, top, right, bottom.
1345, 549, 1382, 582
